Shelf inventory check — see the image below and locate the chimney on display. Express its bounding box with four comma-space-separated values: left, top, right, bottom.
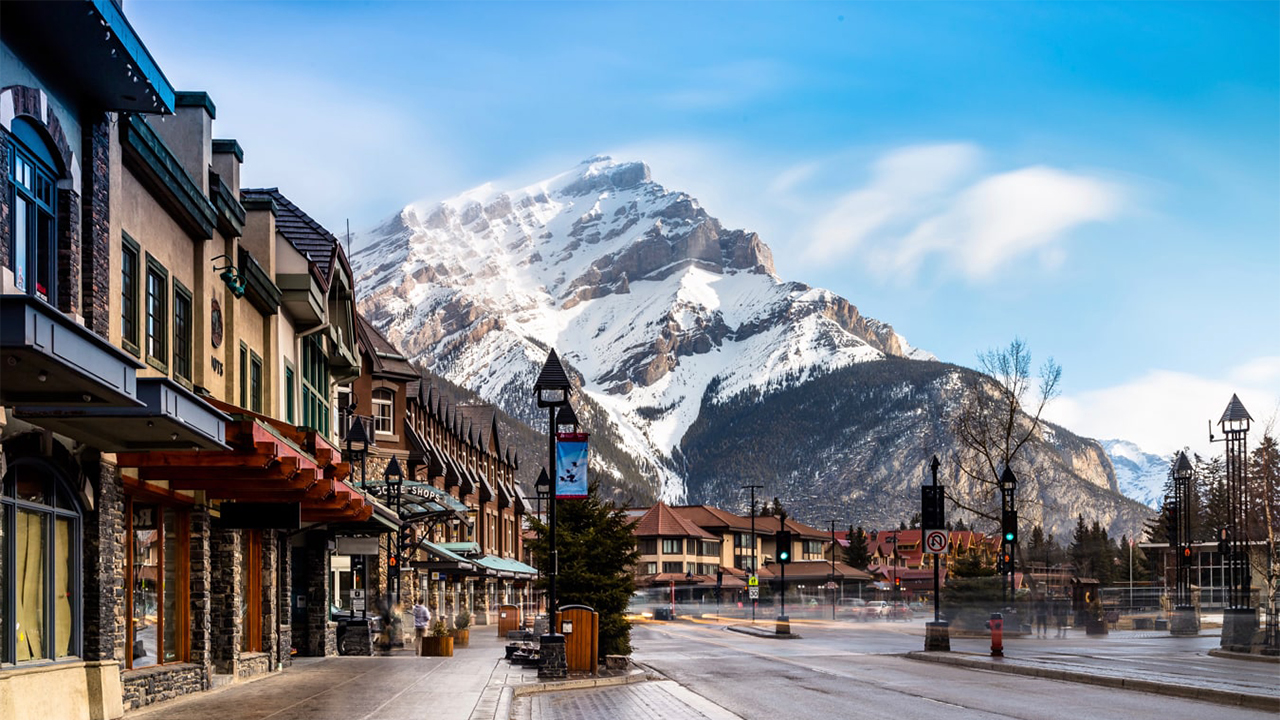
152, 90, 215, 196
212, 139, 243, 197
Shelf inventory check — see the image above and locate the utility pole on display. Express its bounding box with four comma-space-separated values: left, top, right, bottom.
829, 519, 838, 621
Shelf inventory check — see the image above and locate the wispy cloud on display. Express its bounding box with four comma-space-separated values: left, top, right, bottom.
805, 145, 1123, 281
1047, 357, 1280, 457
657, 59, 791, 110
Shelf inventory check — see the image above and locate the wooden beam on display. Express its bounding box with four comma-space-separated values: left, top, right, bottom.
119, 450, 278, 469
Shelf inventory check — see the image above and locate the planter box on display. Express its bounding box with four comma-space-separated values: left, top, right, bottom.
1085, 619, 1108, 636
421, 636, 454, 657
452, 629, 470, 647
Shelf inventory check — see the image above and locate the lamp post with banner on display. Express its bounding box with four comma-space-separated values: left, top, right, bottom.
533, 349, 576, 679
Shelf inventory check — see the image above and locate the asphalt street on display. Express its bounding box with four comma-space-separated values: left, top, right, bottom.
629, 618, 1278, 720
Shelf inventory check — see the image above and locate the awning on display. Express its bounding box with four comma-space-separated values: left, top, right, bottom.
116, 403, 370, 524
16, 377, 230, 451
364, 478, 470, 523
471, 554, 538, 580
414, 539, 474, 573
1, 294, 143, 408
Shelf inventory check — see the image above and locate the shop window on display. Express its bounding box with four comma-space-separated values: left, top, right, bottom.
1, 461, 81, 664
145, 255, 168, 370
8, 125, 58, 303
240, 530, 262, 653
372, 389, 394, 435
126, 500, 188, 669
121, 234, 140, 354
173, 282, 193, 383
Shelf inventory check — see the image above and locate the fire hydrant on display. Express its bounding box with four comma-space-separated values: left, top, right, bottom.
990, 612, 1004, 657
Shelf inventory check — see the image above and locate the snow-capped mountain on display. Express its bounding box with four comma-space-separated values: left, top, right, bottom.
353, 157, 930, 501
352, 156, 1152, 538
1101, 439, 1171, 509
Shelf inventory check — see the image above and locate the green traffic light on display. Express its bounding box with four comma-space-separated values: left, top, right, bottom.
1004, 531, 1014, 542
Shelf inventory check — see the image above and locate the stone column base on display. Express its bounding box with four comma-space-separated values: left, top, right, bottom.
537, 634, 567, 679
1169, 607, 1199, 636
925, 621, 951, 651
1221, 607, 1258, 649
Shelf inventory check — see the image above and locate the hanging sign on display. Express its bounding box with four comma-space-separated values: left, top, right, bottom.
554, 432, 589, 499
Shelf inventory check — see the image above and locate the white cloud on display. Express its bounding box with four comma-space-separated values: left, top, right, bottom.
1047, 358, 1280, 458
801, 147, 1123, 282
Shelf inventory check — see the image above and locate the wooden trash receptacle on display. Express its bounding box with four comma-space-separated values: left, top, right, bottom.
556, 605, 599, 675
497, 604, 521, 638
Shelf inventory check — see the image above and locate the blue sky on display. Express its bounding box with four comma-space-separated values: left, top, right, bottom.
129, 1, 1279, 455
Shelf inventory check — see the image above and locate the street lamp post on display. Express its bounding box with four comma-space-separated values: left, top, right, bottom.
828, 519, 837, 621
1170, 452, 1199, 635
385, 457, 404, 602
534, 468, 550, 617
534, 349, 572, 679
1210, 394, 1255, 648
345, 416, 371, 618
742, 484, 763, 622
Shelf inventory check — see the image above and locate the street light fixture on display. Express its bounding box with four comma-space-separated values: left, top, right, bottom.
346, 415, 370, 490
1209, 393, 1256, 648
384, 457, 404, 600
533, 349, 572, 679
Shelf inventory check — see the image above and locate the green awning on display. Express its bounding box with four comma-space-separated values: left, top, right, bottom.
471, 554, 538, 579
365, 479, 470, 524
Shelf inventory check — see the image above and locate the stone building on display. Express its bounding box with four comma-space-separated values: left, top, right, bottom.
1, 3, 376, 718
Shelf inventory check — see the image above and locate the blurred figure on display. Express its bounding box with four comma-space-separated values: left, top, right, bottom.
412, 600, 431, 653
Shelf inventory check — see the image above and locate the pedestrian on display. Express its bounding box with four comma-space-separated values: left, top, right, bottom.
1054, 596, 1068, 638
412, 599, 431, 653
1034, 595, 1048, 638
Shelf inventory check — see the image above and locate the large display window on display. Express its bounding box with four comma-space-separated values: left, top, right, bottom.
125, 498, 189, 668
1, 460, 80, 664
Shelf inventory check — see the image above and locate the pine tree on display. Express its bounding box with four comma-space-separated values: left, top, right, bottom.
525, 482, 641, 657
844, 526, 872, 569
1197, 454, 1229, 542
1069, 515, 1091, 577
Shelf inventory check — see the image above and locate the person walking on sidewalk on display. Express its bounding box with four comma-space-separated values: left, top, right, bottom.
413, 600, 432, 654
1034, 595, 1049, 638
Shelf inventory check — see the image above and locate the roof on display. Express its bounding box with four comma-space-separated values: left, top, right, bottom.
240, 187, 347, 289
1220, 393, 1253, 425
456, 404, 498, 453
634, 502, 716, 539
672, 505, 757, 532
355, 313, 416, 379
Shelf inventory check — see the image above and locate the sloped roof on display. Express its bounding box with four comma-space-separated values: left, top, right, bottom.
672, 505, 757, 532
635, 502, 716, 539
355, 313, 416, 378
1220, 393, 1253, 425
241, 187, 346, 288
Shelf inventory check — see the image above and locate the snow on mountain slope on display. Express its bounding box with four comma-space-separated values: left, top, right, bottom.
352, 156, 933, 501
1101, 439, 1171, 509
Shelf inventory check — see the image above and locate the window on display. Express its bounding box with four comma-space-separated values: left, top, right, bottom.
121, 234, 140, 353
700, 540, 721, 557
805, 540, 823, 556
2, 461, 81, 663
249, 351, 263, 413
173, 282, 192, 383
641, 562, 657, 575
238, 343, 248, 408
301, 335, 329, 436
661, 562, 683, 574
8, 129, 57, 303
638, 539, 657, 555
734, 532, 753, 549
372, 389, 394, 434
284, 365, 296, 424
686, 539, 698, 554
126, 500, 189, 669
240, 530, 261, 653
145, 256, 168, 369
661, 539, 681, 555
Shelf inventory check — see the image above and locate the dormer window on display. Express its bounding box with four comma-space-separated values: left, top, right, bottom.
372, 389, 394, 435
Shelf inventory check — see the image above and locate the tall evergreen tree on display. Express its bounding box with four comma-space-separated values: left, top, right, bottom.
526, 482, 641, 657
844, 526, 872, 569
1197, 453, 1229, 542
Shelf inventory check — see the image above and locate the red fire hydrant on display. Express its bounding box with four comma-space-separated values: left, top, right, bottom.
990, 612, 1004, 657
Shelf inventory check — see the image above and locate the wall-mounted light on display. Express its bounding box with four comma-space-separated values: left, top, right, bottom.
211, 254, 246, 298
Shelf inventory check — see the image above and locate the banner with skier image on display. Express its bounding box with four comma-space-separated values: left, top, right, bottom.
554, 432, 589, 499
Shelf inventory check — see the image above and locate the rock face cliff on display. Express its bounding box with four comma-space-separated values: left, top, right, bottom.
352, 156, 1152, 538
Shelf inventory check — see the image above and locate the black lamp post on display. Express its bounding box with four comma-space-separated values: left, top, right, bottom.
534, 468, 550, 615
999, 466, 1018, 605
346, 415, 370, 490
533, 349, 572, 679
828, 519, 837, 621
1210, 394, 1256, 647
385, 457, 404, 601
1172, 452, 1194, 609
742, 484, 763, 622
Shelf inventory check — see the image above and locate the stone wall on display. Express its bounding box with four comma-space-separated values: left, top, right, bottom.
236, 652, 270, 680
0, 126, 12, 272
82, 460, 125, 662
80, 113, 111, 337
121, 663, 207, 710
299, 531, 334, 656
189, 506, 213, 675
55, 185, 81, 315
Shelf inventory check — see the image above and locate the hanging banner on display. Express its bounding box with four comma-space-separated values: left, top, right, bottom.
555, 432, 590, 499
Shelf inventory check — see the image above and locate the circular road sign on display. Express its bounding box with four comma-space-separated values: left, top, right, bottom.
924, 529, 949, 554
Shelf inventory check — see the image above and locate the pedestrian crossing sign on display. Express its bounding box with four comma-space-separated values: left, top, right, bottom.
748, 575, 758, 586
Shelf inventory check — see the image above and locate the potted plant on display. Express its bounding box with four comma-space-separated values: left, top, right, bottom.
1084, 594, 1108, 636
453, 609, 471, 647
420, 619, 454, 656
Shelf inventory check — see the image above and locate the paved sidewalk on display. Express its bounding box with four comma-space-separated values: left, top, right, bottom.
515, 680, 742, 720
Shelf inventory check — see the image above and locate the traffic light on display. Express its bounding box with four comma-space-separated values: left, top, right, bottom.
1217, 528, 1230, 556
921, 486, 945, 530
1001, 509, 1018, 544
1183, 546, 1192, 559
894, 576, 901, 589
775, 531, 792, 564
398, 524, 415, 562
387, 555, 399, 570
999, 552, 1012, 573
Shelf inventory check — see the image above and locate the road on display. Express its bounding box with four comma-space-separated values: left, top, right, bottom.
629, 618, 1277, 720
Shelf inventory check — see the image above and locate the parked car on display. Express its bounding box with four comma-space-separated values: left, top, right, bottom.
836, 598, 870, 620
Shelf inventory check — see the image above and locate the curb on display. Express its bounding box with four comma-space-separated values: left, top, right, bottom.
1208, 648, 1280, 664
905, 651, 1279, 712
509, 668, 653, 698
